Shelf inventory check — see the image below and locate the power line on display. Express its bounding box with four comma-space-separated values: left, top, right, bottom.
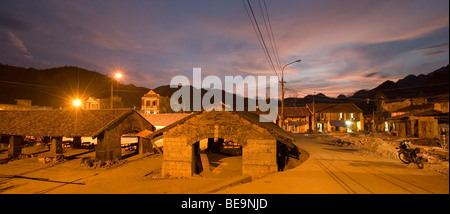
242, 0, 279, 80
260, 0, 282, 72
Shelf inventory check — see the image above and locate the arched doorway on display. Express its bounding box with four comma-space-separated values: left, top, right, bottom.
95, 111, 155, 161
192, 138, 243, 177
156, 110, 296, 178
120, 130, 140, 159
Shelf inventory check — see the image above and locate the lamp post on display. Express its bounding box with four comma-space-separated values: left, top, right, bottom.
111, 72, 122, 109
280, 59, 301, 129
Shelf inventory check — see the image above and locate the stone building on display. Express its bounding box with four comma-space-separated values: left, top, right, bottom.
389, 104, 447, 139
141, 90, 160, 114
279, 107, 312, 133
381, 98, 428, 113
0, 109, 155, 161
147, 109, 299, 178
140, 87, 184, 114
84, 97, 101, 109
306, 103, 364, 133
140, 85, 209, 114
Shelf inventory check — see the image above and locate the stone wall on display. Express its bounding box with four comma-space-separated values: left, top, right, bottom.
415, 117, 439, 139
242, 139, 277, 177
96, 112, 154, 161
161, 137, 192, 177
139, 137, 153, 154
161, 111, 278, 178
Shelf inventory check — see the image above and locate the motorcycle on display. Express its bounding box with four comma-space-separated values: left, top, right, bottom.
396, 140, 424, 169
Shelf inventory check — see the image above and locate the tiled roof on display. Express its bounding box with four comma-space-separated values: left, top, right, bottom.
0, 109, 151, 137
147, 110, 296, 150
280, 107, 312, 117
393, 104, 434, 113
306, 103, 363, 113
141, 113, 191, 127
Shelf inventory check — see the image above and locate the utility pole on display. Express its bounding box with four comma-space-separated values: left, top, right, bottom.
111, 72, 122, 109
280, 59, 301, 129
110, 79, 113, 109
313, 91, 315, 133
280, 77, 286, 129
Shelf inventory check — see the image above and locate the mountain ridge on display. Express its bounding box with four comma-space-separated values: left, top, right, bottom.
1, 63, 448, 113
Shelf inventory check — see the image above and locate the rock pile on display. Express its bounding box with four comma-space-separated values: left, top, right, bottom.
334, 135, 398, 159
80, 157, 126, 169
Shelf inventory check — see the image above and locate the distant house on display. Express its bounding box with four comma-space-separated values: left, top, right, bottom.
381, 98, 428, 113
279, 107, 312, 133
306, 103, 364, 133
363, 111, 391, 133
389, 101, 448, 139
141, 90, 160, 114
140, 86, 187, 114
84, 97, 101, 109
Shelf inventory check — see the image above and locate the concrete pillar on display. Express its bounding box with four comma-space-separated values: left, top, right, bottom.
50, 137, 63, 155
162, 137, 192, 177
398, 122, 407, 138
73, 136, 82, 148
242, 139, 277, 178
139, 137, 153, 154
359, 113, 364, 131
96, 132, 121, 162
8, 135, 24, 158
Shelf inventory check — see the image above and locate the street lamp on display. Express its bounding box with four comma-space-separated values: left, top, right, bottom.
280, 59, 301, 129
73, 99, 82, 108
111, 72, 122, 109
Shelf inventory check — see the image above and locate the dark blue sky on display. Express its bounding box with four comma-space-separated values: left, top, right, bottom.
1, 0, 448, 97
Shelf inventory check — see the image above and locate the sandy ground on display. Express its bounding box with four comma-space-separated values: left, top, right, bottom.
0, 149, 244, 194
1, 134, 448, 194
217, 134, 449, 194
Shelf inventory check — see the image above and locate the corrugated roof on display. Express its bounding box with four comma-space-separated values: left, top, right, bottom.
0, 109, 147, 137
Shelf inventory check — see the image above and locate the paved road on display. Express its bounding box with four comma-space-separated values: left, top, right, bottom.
218, 135, 449, 194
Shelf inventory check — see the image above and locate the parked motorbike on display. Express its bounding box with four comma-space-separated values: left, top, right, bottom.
396, 140, 424, 169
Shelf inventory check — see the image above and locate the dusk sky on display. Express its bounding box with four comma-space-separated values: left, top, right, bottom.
1, 0, 448, 98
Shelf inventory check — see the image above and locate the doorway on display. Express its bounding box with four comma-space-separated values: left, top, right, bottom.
193, 138, 242, 177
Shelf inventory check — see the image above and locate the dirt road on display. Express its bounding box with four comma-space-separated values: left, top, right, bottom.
218, 135, 449, 194
1, 135, 448, 194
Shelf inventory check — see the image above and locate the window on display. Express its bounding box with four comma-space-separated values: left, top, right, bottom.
145, 100, 150, 108
152, 100, 157, 107
339, 112, 343, 120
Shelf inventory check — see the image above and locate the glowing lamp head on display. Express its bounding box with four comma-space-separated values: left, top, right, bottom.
115, 73, 122, 79
73, 99, 82, 107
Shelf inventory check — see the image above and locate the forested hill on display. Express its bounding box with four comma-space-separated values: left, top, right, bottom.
0, 64, 149, 108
